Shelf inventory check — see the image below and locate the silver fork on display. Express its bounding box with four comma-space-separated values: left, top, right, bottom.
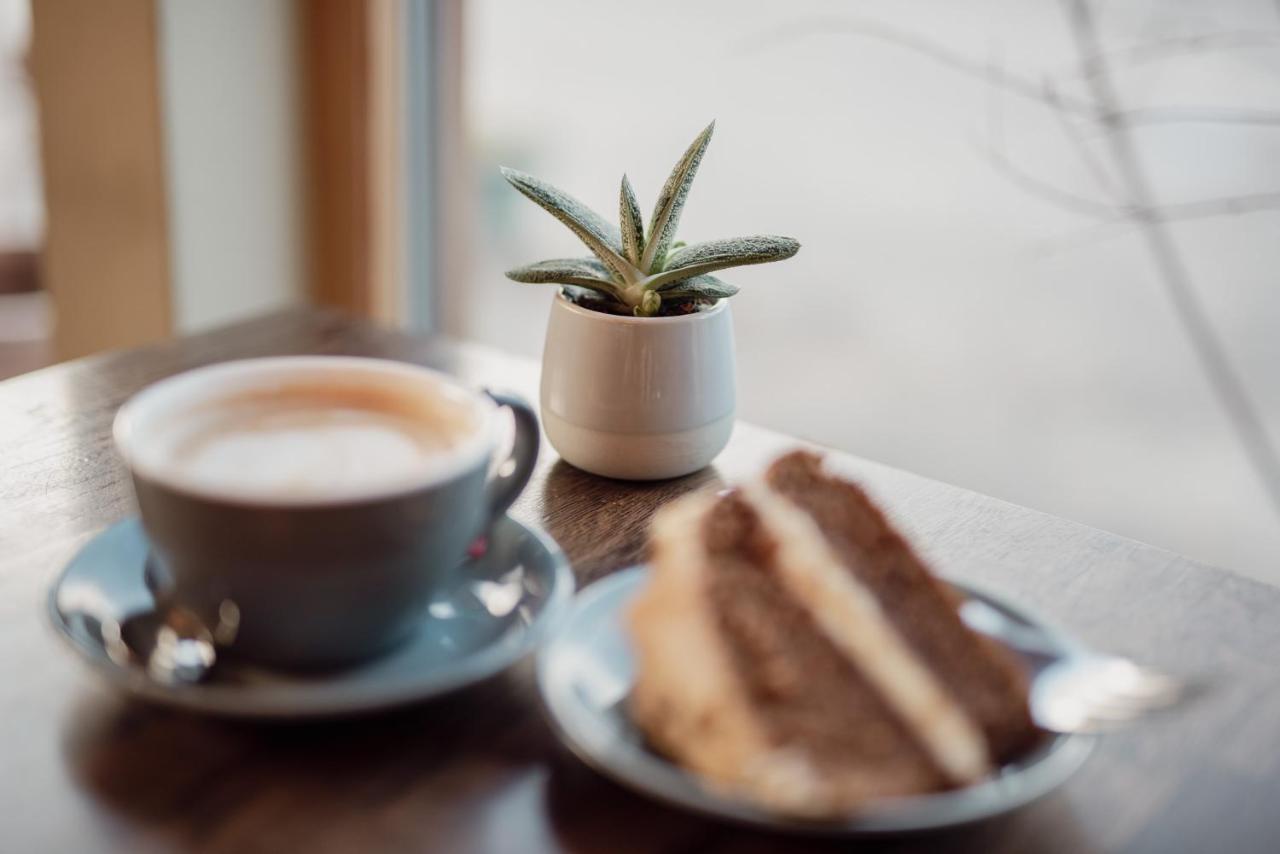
959, 599, 1204, 734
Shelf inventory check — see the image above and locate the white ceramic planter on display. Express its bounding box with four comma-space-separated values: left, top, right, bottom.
540, 292, 735, 480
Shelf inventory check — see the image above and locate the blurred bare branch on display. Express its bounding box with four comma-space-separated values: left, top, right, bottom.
739, 16, 1095, 116
744, 17, 1280, 130
1064, 0, 1280, 517
978, 48, 1115, 218
1043, 82, 1121, 200
1034, 193, 1280, 257
1068, 30, 1280, 79
1158, 191, 1280, 221
1120, 106, 1280, 127
971, 135, 1119, 219
979, 75, 1280, 224
743, 4, 1280, 519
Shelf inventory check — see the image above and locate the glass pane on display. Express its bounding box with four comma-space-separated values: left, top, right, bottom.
0, 0, 49, 380
460, 0, 1280, 579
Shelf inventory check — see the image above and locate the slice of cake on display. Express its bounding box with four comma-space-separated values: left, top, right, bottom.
628, 450, 1038, 817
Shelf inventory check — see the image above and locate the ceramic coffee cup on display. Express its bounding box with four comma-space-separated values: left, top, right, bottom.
112, 356, 539, 669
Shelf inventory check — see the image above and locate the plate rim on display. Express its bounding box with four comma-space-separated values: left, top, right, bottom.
536, 565, 1095, 836
48, 515, 575, 719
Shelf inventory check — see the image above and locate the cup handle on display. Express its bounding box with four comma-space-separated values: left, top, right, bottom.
483, 390, 540, 523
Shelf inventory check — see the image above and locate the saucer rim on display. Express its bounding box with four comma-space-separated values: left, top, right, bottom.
535, 565, 1095, 836
48, 515, 575, 719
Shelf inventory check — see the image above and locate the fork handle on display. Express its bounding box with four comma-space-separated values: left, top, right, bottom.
960, 600, 1067, 664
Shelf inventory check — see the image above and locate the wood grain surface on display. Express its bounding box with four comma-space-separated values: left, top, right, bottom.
1, 308, 1277, 853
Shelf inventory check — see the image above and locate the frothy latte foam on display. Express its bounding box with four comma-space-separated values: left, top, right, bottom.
155, 382, 478, 500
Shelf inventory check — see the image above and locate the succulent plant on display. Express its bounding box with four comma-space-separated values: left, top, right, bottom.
502, 122, 800, 317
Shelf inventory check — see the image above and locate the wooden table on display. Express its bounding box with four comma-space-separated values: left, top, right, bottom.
2, 308, 1276, 853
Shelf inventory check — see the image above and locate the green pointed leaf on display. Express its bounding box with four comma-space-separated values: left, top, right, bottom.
640, 121, 714, 273
619, 175, 644, 266
501, 167, 633, 284
658, 273, 740, 301
647, 236, 799, 291
505, 256, 613, 284
505, 257, 622, 300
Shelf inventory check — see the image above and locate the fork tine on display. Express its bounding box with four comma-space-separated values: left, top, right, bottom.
1074, 679, 1204, 728
1031, 655, 1207, 733
1106, 662, 1184, 698
1080, 693, 1182, 720
1080, 677, 1186, 709
1073, 660, 1187, 702
1091, 658, 1177, 690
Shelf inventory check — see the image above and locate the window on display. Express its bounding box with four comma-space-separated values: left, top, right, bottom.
0, 0, 48, 379
453, 0, 1280, 579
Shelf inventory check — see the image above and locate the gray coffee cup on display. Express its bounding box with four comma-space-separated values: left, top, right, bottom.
112, 356, 540, 669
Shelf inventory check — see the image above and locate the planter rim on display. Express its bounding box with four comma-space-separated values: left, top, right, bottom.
553, 290, 727, 326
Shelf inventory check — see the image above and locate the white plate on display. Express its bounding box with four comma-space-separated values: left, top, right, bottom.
537, 566, 1093, 835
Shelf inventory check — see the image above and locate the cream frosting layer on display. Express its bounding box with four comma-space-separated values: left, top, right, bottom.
739, 481, 991, 785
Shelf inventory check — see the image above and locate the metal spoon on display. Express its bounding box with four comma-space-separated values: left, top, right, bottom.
110, 605, 220, 685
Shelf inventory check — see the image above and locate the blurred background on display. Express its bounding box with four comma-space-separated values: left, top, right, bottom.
2, 0, 1277, 582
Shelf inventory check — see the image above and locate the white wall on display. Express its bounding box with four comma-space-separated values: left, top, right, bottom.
157, 0, 304, 333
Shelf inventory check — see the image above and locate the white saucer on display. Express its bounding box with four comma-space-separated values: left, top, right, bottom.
537, 566, 1094, 835
49, 516, 574, 718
